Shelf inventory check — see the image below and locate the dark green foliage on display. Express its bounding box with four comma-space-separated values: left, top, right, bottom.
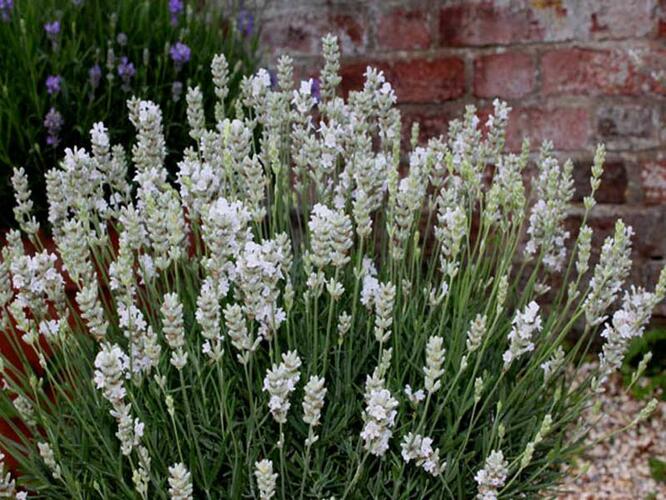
0, 0, 258, 227
622, 328, 666, 400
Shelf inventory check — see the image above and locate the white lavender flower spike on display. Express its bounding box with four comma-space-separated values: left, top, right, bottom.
255, 459, 277, 500
168, 462, 193, 500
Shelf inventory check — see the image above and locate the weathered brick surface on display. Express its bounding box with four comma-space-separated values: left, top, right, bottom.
257, 0, 666, 312
596, 104, 658, 150
541, 48, 646, 96
377, 9, 432, 51
436, 0, 659, 46
506, 107, 592, 152
260, 9, 367, 56
587, 0, 657, 40
340, 57, 465, 103
474, 52, 536, 99
439, 2, 547, 47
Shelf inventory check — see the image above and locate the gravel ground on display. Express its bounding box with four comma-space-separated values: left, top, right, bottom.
556, 369, 666, 499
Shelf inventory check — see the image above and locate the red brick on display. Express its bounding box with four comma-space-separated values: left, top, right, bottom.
439, 1, 655, 46
473, 52, 535, 99
261, 11, 366, 56
440, 3, 535, 46
588, 0, 655, 40
541, 48, 645, 96
640, 160, 666, 204
341, 57, 465, 104
377, 9, 431, 51
505, 107, 591, 152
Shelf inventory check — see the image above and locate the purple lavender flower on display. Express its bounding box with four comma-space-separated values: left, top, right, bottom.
169, 0, 184, 26
0, 0, 13, 23
169, 42, 191, 71
236, 9, 254, 38
117, 56, 135, 91
44, 107, 63, 147
44, 20, 60, 38
116, 32, 128, 47
44, 20, 61, 49
45, 75, 62, 95
171, 80, 183, 102
89, 64, 102, 90
311, 78, 321, 103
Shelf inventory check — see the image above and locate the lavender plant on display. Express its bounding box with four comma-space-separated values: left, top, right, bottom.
0, 35, 663, 499
0, 0, 258, 227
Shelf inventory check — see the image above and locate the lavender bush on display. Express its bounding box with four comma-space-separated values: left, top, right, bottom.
0, 35, 662, 499
0, 0, 258, 227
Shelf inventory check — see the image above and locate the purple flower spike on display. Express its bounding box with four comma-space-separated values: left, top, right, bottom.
44, 20, 60, 37
89, 64, 102, 90
172, 81, 183, 102
46, 75, 62, 95
44, 107, 64, 147
169, 42, 191, 71
44, 20, 61, 49
236, 9, 254, 38
117, 56, 136, 91
0, 0, 14, 23
311, 78, 321, 103
169, 0, 184, 26
116, 32, 128, 47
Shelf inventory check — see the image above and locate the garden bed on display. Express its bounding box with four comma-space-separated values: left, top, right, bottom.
558, 368, 665, 499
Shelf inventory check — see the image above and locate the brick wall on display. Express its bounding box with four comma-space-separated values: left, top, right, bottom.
257, 0, 666, 314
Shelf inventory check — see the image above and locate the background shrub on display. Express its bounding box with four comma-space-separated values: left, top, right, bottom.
0, 0, 259, 227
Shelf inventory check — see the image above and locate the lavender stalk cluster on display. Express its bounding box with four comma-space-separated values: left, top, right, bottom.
2, 33, 665, 499
169, 0, 184, 26
170, 42, 191, 72
0, 0, 13, 22
44, 107, 64, 147
118, 56, 136, 92
89, 64, 102, 92
236, 9, 254, 37
475, 450, 508, 500
44, 20, 60, 49
46, 75, 62, 95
